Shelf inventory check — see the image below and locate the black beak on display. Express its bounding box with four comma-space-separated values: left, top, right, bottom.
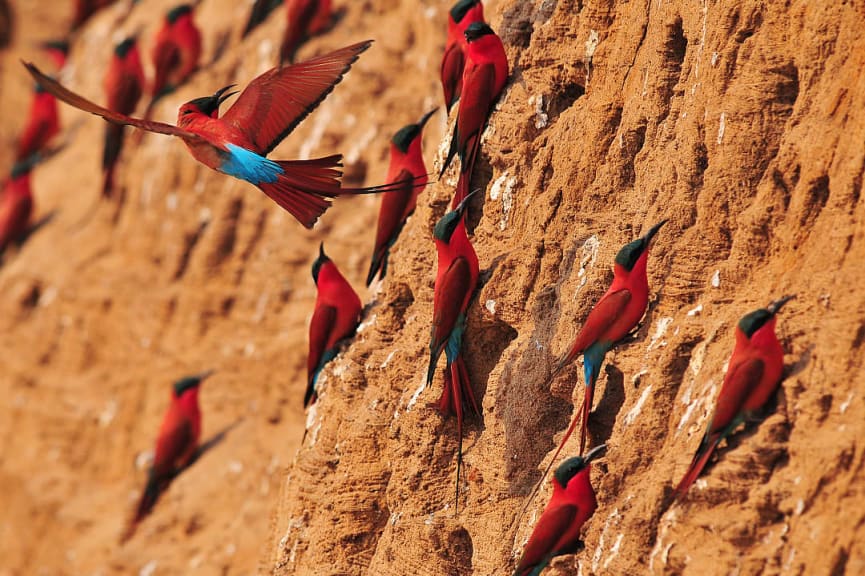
642, 219, 668, 244
768, 295, 795, 316
417, 107, 438, 129
584, 443, 607, 463
214, 84, 238, 105
454, 189, 478, 217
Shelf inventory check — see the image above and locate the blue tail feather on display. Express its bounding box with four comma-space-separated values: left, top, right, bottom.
222, 144, 283, 184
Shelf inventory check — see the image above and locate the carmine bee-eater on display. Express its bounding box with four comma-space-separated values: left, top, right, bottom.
674, 296, 793, 499
521, 221, 666, 512
366, 108, 436, 286
15, 42, 69, 162
427, 192, 480, 510
306, 243, 362, 407
24, 41, 412, 228
122, 371, 212, 542
440, 0, 485, 113
242, 0, 283, 38
441, 21, 507, 207
102, 35, 145, 197
514, 444, 606, 576
0, 163, 35, 256
143, 4, 202, 121
280, 0, 332, 65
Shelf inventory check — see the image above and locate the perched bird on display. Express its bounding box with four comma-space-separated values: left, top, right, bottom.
102, 35, 145, 197
280, 0, 332, 65
242, 0, 283, 38
15, 42, 69, 162
25, 41, 412, 228
366, 108, 436, 286
441, 21, 508, 207
674, 296, 793, 499
514, 444, 606, 576
306, 243, 362, 407
551, 220, 667, 457
123, 371, 212, 542
0, 163, 35, 255
143, 3, 202, 121
440, 0, 485, 113
427, 192, 480, 510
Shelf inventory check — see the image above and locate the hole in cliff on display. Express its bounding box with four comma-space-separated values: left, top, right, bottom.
852, 322, 865, 350
665, 18, 687, 71
173, 221, 208, 280
799, 174, 830, 228
830, 548, 850, 576
205, 197, 243, 271
466, 313, 517, 402
547, 81, 585, 120
734, 10, 763, 42
588, 365, 625, 448
446, 527, 474, 574
774, 63, 799, 107
500, 1, 534, 47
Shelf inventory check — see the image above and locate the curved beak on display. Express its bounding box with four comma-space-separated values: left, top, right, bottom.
584, 443, 607, 464
417, 107, 438, 129
454, 189, 479, 217
215, 84, 238, 105
319, 242, 327, 260
642, 219, 668, 244
193, 369, 214, 382
768, 294, 795, 316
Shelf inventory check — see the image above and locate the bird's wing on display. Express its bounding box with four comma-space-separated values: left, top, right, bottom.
111, 68, 144, 115
514, 504, 579, 576
561, 288, 631, 365
440, 41, 465, 110
709, 357, 765, 436
307, 303, 338, 381
455, 60, 496, 163
431, 255, 472, 351
22, 62, 202, 141
221, 41, 372, 155
152, 39, 182, 94
152, 414, 194, 479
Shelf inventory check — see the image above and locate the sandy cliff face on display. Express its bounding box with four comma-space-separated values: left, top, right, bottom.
0, 1, 863, 575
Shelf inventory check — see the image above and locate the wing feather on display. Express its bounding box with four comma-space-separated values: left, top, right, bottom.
22, 62, 201, 141
431, 256, 472, 352
221, 41, 372, 155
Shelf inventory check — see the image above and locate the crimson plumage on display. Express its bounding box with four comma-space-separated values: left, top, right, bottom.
440, 0, 485, 112
674, 296, 792, 498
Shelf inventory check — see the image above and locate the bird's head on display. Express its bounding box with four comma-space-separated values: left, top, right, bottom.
311, 243, 330, 285
738, 295, 794, 338
167, 4, 193, 24
614, 219, 667, 272
179, 84, 237, 119
433, 190, 476, 243
391, 108, 437, 153
113, 36, 138, 59
451, 0, 482, 24
464, 21, 494, 43
554, 444, 606, 488
172, 370, 213, 398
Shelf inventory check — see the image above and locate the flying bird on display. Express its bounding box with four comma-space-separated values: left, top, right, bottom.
24, 40, 411, 228
674, 296, 793, 499
142, 3, 202, 122
514, 445, 605, 576
102, 35, 145, 197
427, 192, 480, 511
440, 0, 485, 113
366, 108, 436, 285
306, 243, 362, 407
280, 0, 333, 65
122, 371, 212, 542
441, 21, 508, 207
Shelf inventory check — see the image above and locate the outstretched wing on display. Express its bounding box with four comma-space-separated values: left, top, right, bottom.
221, 41, 372, 155
22, 62, 201, 141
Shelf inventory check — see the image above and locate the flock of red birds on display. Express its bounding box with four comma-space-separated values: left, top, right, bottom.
1, 1, 794, 574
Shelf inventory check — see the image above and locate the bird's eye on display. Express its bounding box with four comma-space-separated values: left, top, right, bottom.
182, 109, 193, 115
